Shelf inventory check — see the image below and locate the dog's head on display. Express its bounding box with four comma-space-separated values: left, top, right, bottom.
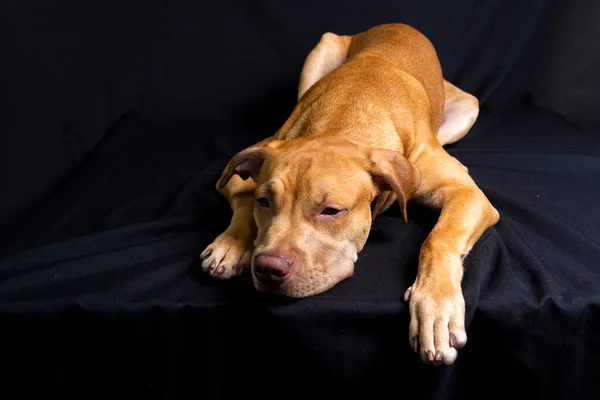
218, 136, 419, 297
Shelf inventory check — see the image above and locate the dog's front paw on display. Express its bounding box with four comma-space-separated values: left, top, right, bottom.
404, 282, 467, 366
200, 229, 253, 280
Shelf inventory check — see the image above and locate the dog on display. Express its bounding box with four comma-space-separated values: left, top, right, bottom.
200, 23, 499, 366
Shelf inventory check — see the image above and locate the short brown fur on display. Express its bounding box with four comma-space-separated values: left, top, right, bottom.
201, 24, 499, 366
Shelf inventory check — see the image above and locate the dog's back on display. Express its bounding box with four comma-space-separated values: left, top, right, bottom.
348, 24, 445, 132
278, 24, 445, 153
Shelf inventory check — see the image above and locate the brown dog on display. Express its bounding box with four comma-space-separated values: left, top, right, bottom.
200, 23, 499, 366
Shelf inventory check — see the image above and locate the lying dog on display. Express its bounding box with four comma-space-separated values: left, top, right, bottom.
200, 23, 499, 366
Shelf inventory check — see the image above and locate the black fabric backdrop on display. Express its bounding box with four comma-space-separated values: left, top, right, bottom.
1, 1, 599, 399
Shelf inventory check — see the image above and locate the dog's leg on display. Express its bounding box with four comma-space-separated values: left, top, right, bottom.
405, 150, 499, 365
437, 80, 479, 146
297, 33, 352, 101
200, 174, 256, 279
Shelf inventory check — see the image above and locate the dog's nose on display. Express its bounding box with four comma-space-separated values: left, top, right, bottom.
253, 254, 293, 286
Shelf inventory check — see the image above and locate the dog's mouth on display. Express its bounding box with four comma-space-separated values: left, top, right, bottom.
250, 259, 355, 298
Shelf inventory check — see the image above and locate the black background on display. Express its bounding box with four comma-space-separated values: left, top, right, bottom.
1, 1, 599, 399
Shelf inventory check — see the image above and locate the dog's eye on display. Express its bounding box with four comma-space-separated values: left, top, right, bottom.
321, 207, 342, 216
256, 197, 270, 208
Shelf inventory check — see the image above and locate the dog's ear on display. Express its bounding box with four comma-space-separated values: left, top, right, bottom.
367, 149, 420, 223
217, 140, 280, 188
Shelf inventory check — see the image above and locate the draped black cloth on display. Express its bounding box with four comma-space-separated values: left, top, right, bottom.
1, 1, 599, 398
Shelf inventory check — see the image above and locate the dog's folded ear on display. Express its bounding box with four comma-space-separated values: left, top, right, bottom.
217, 140, 280, 188
367, 149, 420, 223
